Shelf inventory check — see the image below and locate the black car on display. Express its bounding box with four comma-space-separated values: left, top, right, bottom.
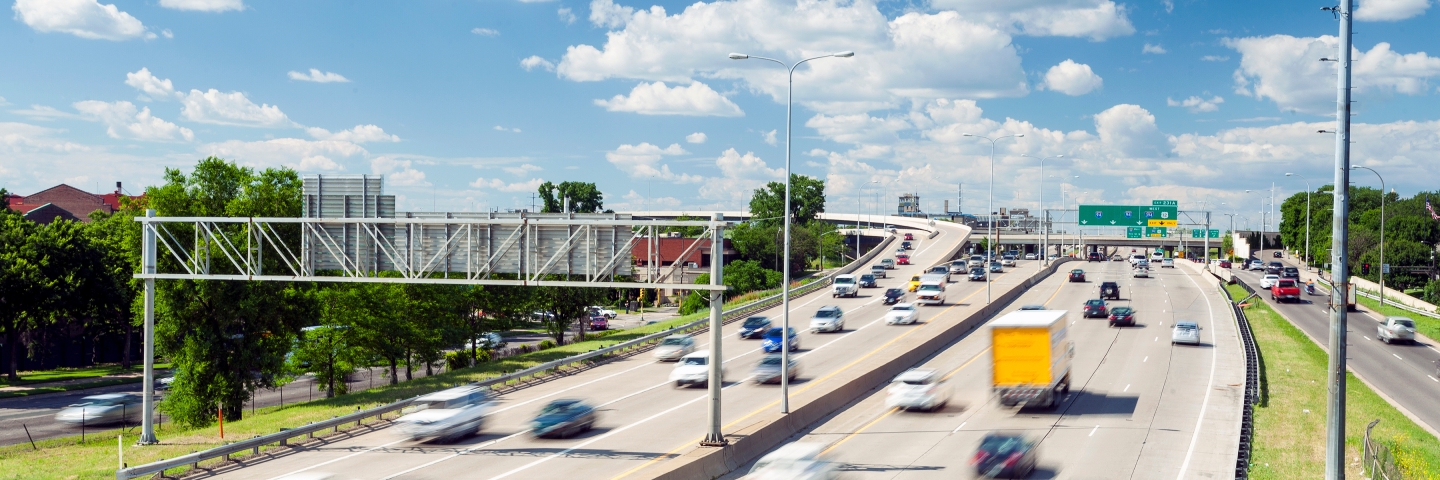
969, 267, 987, 281
1083, 299, 1108, 318
883, 288, 905, 305
1068, 269, 1085, 282
738, 316, 772, 339
1108, 306, 1135, 327
1281, 267, 1299, 279
1087, 252, 1102, 262
1273, 251, 1283, 258
531, 399, 597, 438
972, 433, 1038, 478
902, 241, 913, 250
1266, 262, 1283, 274
859, 273, 877, 288
1099, 281, 1120, 300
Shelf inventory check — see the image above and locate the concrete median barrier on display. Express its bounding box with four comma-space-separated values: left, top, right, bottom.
648, 259, 1072, 480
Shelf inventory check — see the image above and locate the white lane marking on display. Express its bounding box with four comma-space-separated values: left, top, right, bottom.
1143, 356, 1148, 363
1154, 337, 1158, 342
951, 422, 967, 434
1123, 384, 1130, 392
270, 438, 413, 480
1429, 376, 1439, 382
1393, 353, 1403, 360
1089, 425, 1099, 437
1364, 336, 1371, 341
1175, 259, 1220, 480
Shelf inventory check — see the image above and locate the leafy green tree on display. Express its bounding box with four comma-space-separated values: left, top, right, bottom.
534, 285, 604, 345
730, 222, 780, 270
538, 181, 605, 213
82, 196, 148, 369
748, 174, 825, 228
723, 260, 782, 293
287, 321, 356, 398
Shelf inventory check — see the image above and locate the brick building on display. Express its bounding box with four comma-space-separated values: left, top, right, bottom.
4, 182, 140, 224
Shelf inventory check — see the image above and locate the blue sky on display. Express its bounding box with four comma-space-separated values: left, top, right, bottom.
3, 0, 1438, 227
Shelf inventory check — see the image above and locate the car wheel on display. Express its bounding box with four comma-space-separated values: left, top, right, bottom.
676, 381, 684, 388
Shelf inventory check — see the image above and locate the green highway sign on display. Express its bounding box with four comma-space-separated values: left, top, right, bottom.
1152, 200, 1178, 206
1145, 227, 1168, 237
1127, 227, 1142, 239
1078, 204, 1179, 227
1191, 229, 1205, 238
1209, 229, 1221, 238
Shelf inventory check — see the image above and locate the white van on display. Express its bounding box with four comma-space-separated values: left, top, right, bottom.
832, 275, 857, 298
916, 281, 946, 306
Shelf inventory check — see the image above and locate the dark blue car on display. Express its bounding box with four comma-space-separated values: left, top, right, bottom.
530, 399, 597, 438
762, 327, 800, 353
738, 316, 772, 339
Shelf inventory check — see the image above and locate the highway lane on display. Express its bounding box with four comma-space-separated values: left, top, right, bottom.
196, 223, 1016, 480
732, 256, 1244, 479
1234, 252, 1440, 434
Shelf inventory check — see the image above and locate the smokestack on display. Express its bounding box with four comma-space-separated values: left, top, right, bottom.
115, 181, 122, 194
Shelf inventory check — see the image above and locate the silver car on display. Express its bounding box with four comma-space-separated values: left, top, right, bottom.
752, 353, 800, 384
1171, 321, 1201, 345
55, 393, 143, 426
653, 335, 696, 361
394, 385, 494, 442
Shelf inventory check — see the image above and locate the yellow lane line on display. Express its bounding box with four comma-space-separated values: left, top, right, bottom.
611, 273, 1012, 479
819, 407, 899, 456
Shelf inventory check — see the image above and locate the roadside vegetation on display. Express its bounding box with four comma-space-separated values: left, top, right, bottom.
1227, 284, 1440, 479
1350, 289, 1440, 341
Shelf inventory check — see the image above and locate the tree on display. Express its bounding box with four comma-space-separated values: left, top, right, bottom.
534, 285, 604, 345
748, 174, 825, 228
287, 321, 356, 398
730, 222, 780, 270
723, 260, 782, 293
83, 196, 148, 369
538, 181, 605, 213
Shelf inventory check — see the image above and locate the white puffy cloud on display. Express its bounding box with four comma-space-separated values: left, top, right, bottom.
181, 89, 294, 127
605, 142, 700, 182
306, 125, 400, 143
698, 148, 784, 202
521, 56, 557, 72
558, 7, 577, 24
1226, 35, 1440, 114
470, 177, 545, 192
762, 129, 778, 146
288, 69, 350, 83
1355, 0, 1431, 21
1093, 104, 1168, 158
158, 0, 244, 12
371, 156, 430, 187
595, 81, 744, 116
1166, 95, 1224, 113
202, 138, 368, 170
73, 100, 195, 141
297, 155, 343, 171
125, 68, 177, 100
1040, 59, 1103, 95
805, 113, 910, 144
0, 122, 90, 154
557, 0, 1028, 113
471, 27, 499, 36
927, 0, 1134, 40
686, 132, 707, 144
1142, 43, 1166, 54
12, 0, 153, 41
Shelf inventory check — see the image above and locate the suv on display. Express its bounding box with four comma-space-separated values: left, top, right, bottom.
1281, 267, 1299, 279
832, 274, 858, 298
916, 281, 946, 306
1099, 281, 1120, 300
1129, 254, 1145, 265
810, 306, 845, 333
871, 264, 887, 278
1266, 262, 1283, 274
394, 385, 495, 442
1088, 252, 1103, 262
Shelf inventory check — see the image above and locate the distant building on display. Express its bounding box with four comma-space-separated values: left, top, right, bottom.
4, 182, 140, 224
897, 193, 922, 216
632, 237, 735, 268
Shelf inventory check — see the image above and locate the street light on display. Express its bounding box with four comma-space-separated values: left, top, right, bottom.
1352, 165, 1387, 307
730, 50, 853, 417
1285, 173, 1313, 271
963, 132, 1025, 304
1022, 154, 1063, 268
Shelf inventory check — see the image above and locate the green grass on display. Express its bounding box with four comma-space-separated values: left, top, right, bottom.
1226, 284, 1440, 479
0, 363, 172, 387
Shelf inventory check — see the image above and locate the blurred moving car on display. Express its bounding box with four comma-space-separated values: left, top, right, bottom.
530, 399, 597, 438
916, 281, 946, 306
587, 306, 617, 319
908, 274, 923, 291
472, 332, 507, 350
1171, 321, 1202, 345
1161, 258, 1175, 268
751, 353, 799, 384
1377, 316, 1417, 344
927, 265, 952, 282
969, 268, 987, 281
870, 264, 887, 278
971, 433, 1039, 478
885, 368, 951, 411
1068, 269, 1085, 282
885, 303, 919, 325
989, 261, 1004, 273
880, 258, 896, 269
883, 288, 906, 305
858, 273, 878, 288
589, 315, 609, 330
1132, 267, 1150, 278
831, 274, 858, 298
1082, 299, 1108, 318
950, 260, 969, 274
739, 316, 773, 339
745, 443, 839, 480
670, 351, 724, 387
1260, 274, 1280, 289
810, 306, 846, 333
1108, 306, 1136, 327
395, 385, 494, 442
1219, 260, 1232, 268
55, 393, 142, 426
763, 327, 800, 353
1024, 253, 1037, 260
1273, 251, 1283, 258
653, 335, 696, 361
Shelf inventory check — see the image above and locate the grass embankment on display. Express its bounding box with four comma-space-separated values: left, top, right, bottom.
1226, 284, 1440, 479
0, 307, 729, 480
0, 364, 174, 399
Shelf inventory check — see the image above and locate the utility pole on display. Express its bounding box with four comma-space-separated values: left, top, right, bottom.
1324, 2, 1354, 478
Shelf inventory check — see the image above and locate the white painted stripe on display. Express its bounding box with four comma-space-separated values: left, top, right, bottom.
1123, 384, 1130, 392
1089, 425, 1099, 437
1429, 375, 1438, 383
1143, 356, 1148, 363
951, 422, 967, 434
1393, 353, 1403, 360
1364, 336, 1371, 341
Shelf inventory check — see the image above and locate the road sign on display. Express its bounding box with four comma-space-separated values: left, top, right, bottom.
1152, 200, 1178, 206
1078, 204, 1179, 227
1127, 227, 1142, 239
1145, 227, 1168, 237
1208, 229, 1221, 238
1383, 264, 1391, 274
1191, 229, 1205, 238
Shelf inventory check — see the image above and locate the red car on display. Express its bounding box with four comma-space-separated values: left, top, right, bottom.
589, 315, 608, 330
904, 233, 914, 241
1219, 260, 1232, 268
896, 254, 910, 265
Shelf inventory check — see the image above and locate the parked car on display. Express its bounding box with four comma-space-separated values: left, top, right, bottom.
762, 327, 800, 353
810, 306, 845, 333
1083, 299, 1108, 318
972, 433, 1039, 478
653, 335, 696, 361
885, 368, 951, 411
1068, 269, 1085, 282
859, 273, 878, 288
1260, 274, 1280, 289
880, 258, 896, 269
1099, 281, 1120, 300
832, 274, 858, 298
1171, 321, 1202, 345
670, 351, 724, 387
589, 315, 609, 330
886, 303, 920, 325
751, 353, 800, 384
883, 288, 905, 305
871, 264, 887, 278
395, 385, 495, 442
969, 268, 987, 281
928, 265, 952, 282
739, 316, 772, 339
1377, 316, 1417, 344
896, 254, 911, 265
55, 393, 143, 426
1108, 306, 1136, 327
530, 399, 597, 438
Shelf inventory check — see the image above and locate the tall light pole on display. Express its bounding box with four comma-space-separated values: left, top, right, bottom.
963, 133, 1024, 304
1323, 2, 1356, 476
1286, 173, 1314, 271
1352, 165, 1386, 307
1023, 154, 1063, 267
729, 50, 854, 416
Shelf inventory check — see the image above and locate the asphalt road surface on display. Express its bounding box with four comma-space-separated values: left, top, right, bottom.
728, 255, 1245, 479
1234, 251, 1440, 434
190, 223, 1003, 480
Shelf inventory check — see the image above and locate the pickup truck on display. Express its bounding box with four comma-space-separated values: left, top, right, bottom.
1376, 316, 1417, 344
1270, 278, 1300, 303
992, 309, 1073, 409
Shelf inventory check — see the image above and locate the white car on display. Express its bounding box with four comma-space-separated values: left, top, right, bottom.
1171, 321, 1201, 345
1129, 254, 1145, 265
885, 303, 920, 325
1024, 253, 1037, 260
587, 306, 617, 318
670, 351, 724, 387
1260, 274, 1280, 289
653, 335, 696, 361
1161, 258, 1175, 268
831, 274, 858, 298
1133, 267, 1150, 278
747, 443, 839, 480
885, 368, 951, 411
394, 386, 494, 442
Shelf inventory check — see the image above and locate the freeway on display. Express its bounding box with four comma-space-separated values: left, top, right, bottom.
1234, 252, 1440, 435
193, 220, 994, 479
731, 255, 1244, 478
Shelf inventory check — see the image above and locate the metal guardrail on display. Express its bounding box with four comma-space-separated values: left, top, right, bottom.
1223, 279, 1261, 479
118, 235, 899, 480
1309, 276, 1439, 319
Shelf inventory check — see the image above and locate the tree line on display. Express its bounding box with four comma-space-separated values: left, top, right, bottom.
1278, 186, 1440, 302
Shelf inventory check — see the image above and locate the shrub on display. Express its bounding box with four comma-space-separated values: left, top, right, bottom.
537, 339, 558, 350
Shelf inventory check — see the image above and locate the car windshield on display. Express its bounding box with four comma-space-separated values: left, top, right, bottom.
1277, 280, 1295, 287
766, 327, 790, 337
1176, 323, 1198, 330
892, 305, 914, 311
815, 309, 839, 318
743, 318, 770, 327
834, 277, 854, 284
911, 276, 921, 282
971, 269, 984, 274
918, 285, 940, 292
886, 288, 903, 296
660, 337, 687, 346
1111, 307, 1132, 315
679, 356, 707, 366
1086, 300, 1105, 307
930, 267, 946, 273
979, 435, 1029, 455
1071, 269, 1084, 274
861, 275, 874, 281
759, 356, 784, 366
539, 401, 581, 415
1394, 319, 1415, 328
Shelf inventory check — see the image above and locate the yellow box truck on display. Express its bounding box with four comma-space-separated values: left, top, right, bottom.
991, 309, 1073, 409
